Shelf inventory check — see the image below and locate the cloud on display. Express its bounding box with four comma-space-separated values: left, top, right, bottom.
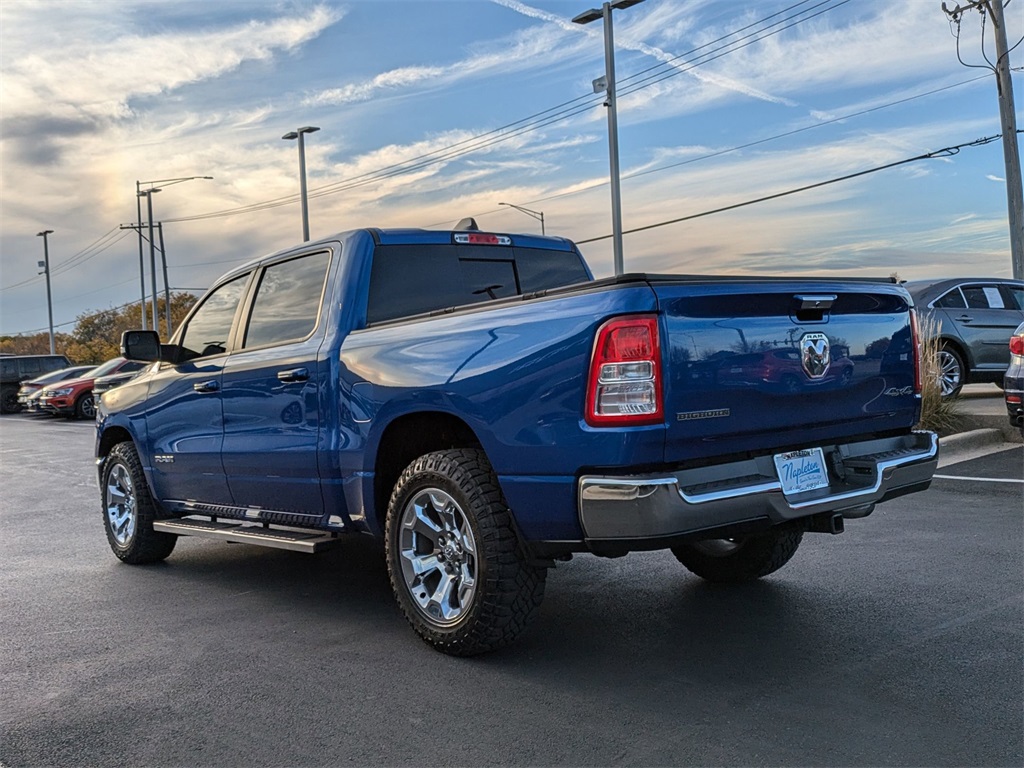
987, 174, 1005, 182
1, 5, 341, 160
492, 0, 796, 106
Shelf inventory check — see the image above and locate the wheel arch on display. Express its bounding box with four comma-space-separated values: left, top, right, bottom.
97, 425, 134, 460
371, 411, 482, 535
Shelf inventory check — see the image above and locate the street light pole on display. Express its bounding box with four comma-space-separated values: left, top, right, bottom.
573, 0, 644, 276
35, 230, 55, 354
134, 182, 147, 329
135, 176, 213, 334
138, 189, 161, 333
499, 202, 546, 235
282, 126, 321, 242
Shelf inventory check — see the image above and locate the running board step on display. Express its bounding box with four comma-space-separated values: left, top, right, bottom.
153, 518, 340, 553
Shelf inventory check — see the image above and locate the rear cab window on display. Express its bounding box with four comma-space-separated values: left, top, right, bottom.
366, 242, 590, 324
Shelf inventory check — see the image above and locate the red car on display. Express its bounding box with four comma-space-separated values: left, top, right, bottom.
38, 358, 145, 419
716, 346, 854, 393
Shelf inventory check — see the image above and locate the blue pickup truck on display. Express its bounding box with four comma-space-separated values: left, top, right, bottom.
97, 225, 938, 655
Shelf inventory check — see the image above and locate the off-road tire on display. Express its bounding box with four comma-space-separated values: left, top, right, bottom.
385, 448, 546, 656
101, 441, 176, 563
671, 523, 804, 584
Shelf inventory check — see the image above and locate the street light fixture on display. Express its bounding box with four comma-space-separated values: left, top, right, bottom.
35, 230, 55, 354
282, 126, 321, 242
573, 0, 645, 276
499, 202, 546, 235
135, 176, 213, 335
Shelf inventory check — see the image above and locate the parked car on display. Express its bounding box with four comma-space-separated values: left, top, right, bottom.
92, 369, 142, 397
38, 358, 145, 419
715, 346, 854, 393
905, 277, 1024, 398
0, 354, 72, 413
17, 365, 94, 412
1004, 321, 1024, 435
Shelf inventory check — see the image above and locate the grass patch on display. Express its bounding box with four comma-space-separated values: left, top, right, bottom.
916, 314, 962, 436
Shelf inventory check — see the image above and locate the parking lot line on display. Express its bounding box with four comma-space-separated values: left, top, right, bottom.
933, 474, 1023, 483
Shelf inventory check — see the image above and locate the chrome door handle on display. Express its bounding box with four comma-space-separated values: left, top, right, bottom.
277, 368, 309, 383
193, 380, 219, 393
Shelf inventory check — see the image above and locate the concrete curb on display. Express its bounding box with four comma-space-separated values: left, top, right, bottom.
939, 428, 1005, 453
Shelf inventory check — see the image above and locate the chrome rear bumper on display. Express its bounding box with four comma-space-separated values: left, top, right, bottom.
579, 431, 938, 541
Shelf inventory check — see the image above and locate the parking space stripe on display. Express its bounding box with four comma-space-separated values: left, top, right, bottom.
933, 474, 1024, 483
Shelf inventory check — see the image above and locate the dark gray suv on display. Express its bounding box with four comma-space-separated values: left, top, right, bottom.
0, 354, 72, 413
905, 278, 1024, 397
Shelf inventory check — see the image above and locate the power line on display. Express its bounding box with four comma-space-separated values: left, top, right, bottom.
574, 133, 1008, 244
164, 0, 848, 224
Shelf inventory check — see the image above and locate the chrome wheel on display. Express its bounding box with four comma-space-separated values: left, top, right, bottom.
105, 461, 136, 547
937, 349, 963, 397
398, 488, 478, 627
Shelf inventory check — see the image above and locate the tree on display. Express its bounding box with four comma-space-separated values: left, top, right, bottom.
0, 293, 197, 365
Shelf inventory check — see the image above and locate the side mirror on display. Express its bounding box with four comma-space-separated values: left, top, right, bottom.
121, 330, 162, 362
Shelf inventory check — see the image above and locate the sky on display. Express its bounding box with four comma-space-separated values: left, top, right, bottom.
1, 0, 1022, 338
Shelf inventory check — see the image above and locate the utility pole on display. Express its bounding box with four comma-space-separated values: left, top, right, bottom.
157, 223, 172, 337
943, 0, 1023, 279
35, 230, 55, 354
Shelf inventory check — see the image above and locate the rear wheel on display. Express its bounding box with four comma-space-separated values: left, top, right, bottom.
671, 523, 803, 583
385, 448, 546, 656
1, 386, 21, 414
101, 441, 176, 563
937, 345, 965, 398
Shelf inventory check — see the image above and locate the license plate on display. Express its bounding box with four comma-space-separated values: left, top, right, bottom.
773, 447, 830, 496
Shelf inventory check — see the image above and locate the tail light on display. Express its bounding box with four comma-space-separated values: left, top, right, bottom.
1010, 334, 1024, 356
586, 315, 663, 426
910, 309, 922, 395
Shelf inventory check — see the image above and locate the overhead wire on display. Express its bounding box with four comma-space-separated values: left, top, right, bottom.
165, 0, 850, 223
574, 133, 1009, 244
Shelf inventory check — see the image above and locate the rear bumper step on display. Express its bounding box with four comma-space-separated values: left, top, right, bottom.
578, 430, 938, 541
153, 518, 339, 553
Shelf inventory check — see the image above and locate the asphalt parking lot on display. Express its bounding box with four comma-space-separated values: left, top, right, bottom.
1, 414, 1021, 767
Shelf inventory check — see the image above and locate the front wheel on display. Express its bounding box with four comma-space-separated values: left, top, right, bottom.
385, 448, 546, 656
671, 523, 803, 583
74, 392, 96, 420
1, 386, 21, 414
101, 441, 176, 563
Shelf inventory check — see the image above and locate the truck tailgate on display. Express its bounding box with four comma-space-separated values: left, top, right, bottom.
654, 279, 918, 463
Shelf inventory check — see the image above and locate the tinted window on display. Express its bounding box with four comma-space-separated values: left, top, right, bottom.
934, 289, 966, 309
179, 274, 248, 360
1, 360, 15, 378
21, 359, 42, 376
962, 285, 1004, 309
367, 244, 589, 324
1001, 285, 1024, 310
243, 252, 331, 349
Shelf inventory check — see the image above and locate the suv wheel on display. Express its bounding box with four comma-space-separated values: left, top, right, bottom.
74, 392, 96, 420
